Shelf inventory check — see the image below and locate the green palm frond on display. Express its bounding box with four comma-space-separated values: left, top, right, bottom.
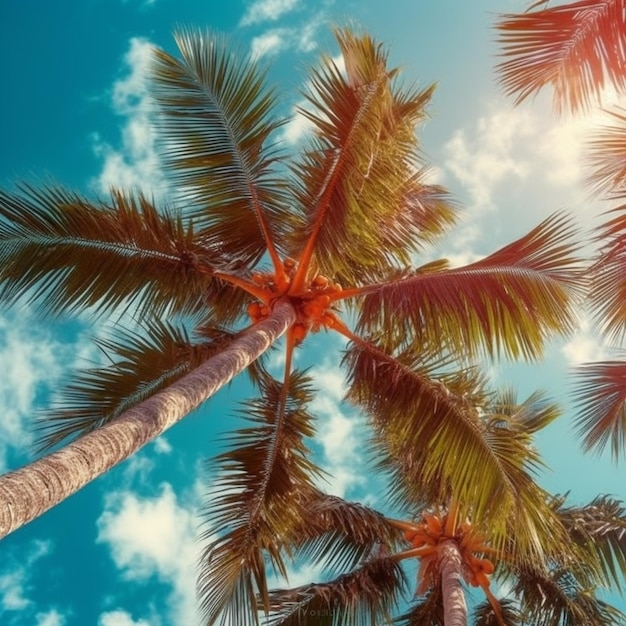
198, 371, 322, 625
356, 212, 583, 360
573, 360, 626, 458
151, 28, 292, 264
586, 107, 626, 196
557, 495, 626, 588
264, 557, 406, 626
287, 28, 447, 286
588, 207, 626, 343
496, 0, 626, 114
393, 586, 444, 626
37, 316, 262, 451
514, 566, 626, 626
0, 185, 235, 319
344, 342, 564, 558
472, 598, 520, 626
285, 493, 403, 574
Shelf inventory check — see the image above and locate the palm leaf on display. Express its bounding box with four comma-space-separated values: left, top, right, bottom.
264, 557, 406, 626
354, 212, 583, 360
513, 566, 626, 625
343, 341, 566, 560
150, 28, 291, 267
586, 107, 626, 196
588, 205, 626, 342
284, 493, 404, 574
393, 587, 444, 626
0, 185, 239, 319
473, 598, 521, 626
496, 0, 626, 114
198, 371, 323, 625
573, 360, 626, 457
37, 316, 265, 451
557, 495, 626, 588
287, 28, 448, 288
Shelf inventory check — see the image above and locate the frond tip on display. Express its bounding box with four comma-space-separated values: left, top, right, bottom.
496, 0, 626, 114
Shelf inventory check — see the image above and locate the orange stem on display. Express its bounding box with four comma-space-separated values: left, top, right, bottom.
391, 545, 437, 562
479, 581, 505, 626
213, 271, 269, 301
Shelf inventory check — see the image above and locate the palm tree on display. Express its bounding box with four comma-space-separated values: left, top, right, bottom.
198, 364, 626, 625
494, 0, 626, 457
0, 28, 583, 539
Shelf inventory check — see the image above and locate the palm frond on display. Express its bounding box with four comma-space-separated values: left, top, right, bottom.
514, 566, 626, 626
284, 493, 404, 574
0, 185, 238, 319
496, 0, 626, 114
264, 557, 406, 626
151, 28, 292, 266
586, 107, 626, 196
393, 587, 444, 626
37, 316, 264, 451
355, 212, 583, 360
588, 205, 626, 342
198, 371, 323, 625
473, 598, 521, 626
287, 28, 447, 287
573, 360, 626, 457
557, 494, 626, 588
343, 341, 565, 560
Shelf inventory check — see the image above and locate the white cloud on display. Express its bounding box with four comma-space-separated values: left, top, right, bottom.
561, 317, 610, 365
444, 107, 533, 212
0, 540, 53, 614
0, 314, 71, 472
310, 360, 367, 497
251, 29, 290, 59
93, 37, 165, 198
96, 483, 200, 625
35, 609, 66, 626
240, 0, 300, 26
98, 609, 151, 626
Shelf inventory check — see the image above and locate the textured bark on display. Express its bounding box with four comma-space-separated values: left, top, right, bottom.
439, 540, 468, 626
0, 300, 296, 539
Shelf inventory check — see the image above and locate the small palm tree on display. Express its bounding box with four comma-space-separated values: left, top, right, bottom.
199, 369, 626, 625
0, 28, 583, 538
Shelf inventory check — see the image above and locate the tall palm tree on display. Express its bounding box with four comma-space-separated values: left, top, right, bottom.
198, 363, 626, 625
494, 0, 626, 457
0, 28, 583, 539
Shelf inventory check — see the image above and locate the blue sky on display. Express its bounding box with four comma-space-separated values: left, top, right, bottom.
1, 0, 625, 624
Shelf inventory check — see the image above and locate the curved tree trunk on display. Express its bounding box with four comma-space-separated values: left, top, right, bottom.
439, 540, 468, 626
0, 300, 296, 540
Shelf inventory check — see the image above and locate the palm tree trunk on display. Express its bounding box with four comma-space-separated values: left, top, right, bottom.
439, 540, 468, 626
0, 299, 296, 540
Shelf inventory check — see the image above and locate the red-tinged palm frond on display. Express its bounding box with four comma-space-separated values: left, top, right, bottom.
0, 184, 246, 319
151, 28, 292, 269
354, 212, 583, 360
283, 493, 404, 574
287, 29, 446, 288
573, 360, 626, 457
36, 316, 267, 452
556, 495, 626, 588
588, 205, 626, 342
473, 598, 521, 626
512, 566, 626, 625
264, 557, 406, 626
198, 371, 323, 625
496, 0, 626, 115
393, 587, 444, 626
586, 107, 626, 196
343, 341, 566, 560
